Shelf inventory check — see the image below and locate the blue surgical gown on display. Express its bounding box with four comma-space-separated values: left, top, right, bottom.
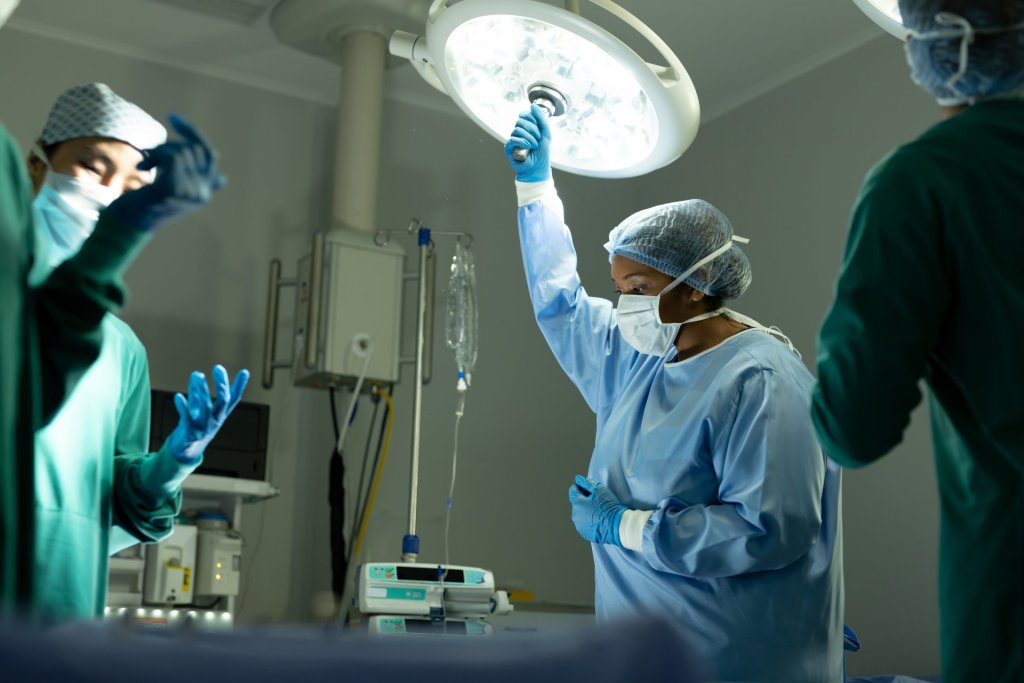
518, 190, 844, 683
29, 223, 179, 620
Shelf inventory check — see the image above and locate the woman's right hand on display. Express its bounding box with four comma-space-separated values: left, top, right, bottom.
504, 103, 552, 182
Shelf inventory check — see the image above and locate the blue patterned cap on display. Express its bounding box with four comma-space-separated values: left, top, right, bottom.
39, 83, 166, 152
605, 199, 752, 300
899, 0, 1024, 104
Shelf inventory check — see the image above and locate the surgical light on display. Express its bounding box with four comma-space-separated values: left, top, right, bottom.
391, 0, 700, 178
852, 0, 906, 38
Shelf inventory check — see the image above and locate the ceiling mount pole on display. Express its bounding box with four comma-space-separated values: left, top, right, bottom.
333, 30, 387, 233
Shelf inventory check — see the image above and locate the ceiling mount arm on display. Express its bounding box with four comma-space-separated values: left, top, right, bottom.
587, 0, 685, 85
389, 30, 448, 94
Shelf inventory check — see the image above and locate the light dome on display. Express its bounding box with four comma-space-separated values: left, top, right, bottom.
393, 0, 700, 178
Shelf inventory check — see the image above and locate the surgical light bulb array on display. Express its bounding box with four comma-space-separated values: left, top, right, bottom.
444, 14, 658, 172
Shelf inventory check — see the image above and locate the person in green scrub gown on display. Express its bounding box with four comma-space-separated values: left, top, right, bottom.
811, 2, 1024, 682
1, 122, 153, 616
0, 0, 165, 617
21, 83, 250, 621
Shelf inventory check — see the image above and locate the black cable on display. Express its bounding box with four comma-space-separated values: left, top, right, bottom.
328, 386, 340, 442
348, 394, 359, 426
327, 386, 349, 602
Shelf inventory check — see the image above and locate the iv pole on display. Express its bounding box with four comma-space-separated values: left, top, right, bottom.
336, 218, 472, 624
373, 219, 473, 563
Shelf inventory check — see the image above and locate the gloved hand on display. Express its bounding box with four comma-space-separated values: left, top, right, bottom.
504, 103, 551, 183
105, 114, 226, 232
568, 475, 627, 546
138, 365, 248, 500
167, 364, 250, 463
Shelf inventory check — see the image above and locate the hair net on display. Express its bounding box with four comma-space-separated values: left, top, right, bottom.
899, 0, 1024, 104
39, 83, 166, 152
605, 199, 752, 300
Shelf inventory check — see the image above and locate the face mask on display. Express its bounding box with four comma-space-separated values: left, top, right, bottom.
615, 237, 745, 356
32, 145, 121, 266
0, 0, 20, 29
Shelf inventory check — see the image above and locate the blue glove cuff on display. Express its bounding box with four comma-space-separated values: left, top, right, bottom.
516, 167, 551, 184
610, 506, 626, 547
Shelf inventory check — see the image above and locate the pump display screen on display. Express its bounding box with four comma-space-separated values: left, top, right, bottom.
404, 619, 469, 635
395, 566, 465, 583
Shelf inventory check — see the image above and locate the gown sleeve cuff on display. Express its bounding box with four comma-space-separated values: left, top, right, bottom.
137, 440, 203, 500
63, 211, 151, 282
515, 178, 557, 207
619, 509, 653, 552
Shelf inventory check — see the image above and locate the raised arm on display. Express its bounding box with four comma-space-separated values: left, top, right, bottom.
507, 106, 638, 411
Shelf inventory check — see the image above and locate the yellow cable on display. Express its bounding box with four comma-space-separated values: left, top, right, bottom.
350, 388, 394, 563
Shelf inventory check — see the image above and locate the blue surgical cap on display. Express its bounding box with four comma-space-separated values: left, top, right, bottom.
39, 83, 166, 152
900, 0, 1024, 104
605, 199, 752, 301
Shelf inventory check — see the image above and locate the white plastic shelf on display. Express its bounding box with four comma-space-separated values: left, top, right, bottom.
182, 474, 280, 500
109, 557, 146, 572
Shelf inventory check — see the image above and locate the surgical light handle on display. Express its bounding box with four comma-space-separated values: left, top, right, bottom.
511, 89, 564, 162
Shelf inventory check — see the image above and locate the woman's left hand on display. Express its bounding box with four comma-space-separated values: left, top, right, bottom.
568, 475, 627, 546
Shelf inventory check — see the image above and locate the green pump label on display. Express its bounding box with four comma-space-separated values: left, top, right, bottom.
386, 587, 426, 601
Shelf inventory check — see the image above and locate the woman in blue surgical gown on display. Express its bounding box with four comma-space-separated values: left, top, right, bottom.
504, 106, 844, 683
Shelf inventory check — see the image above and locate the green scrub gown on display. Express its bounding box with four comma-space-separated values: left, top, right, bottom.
0, 124, 149, 613
27, 165, 185, 620
29, 247, 179, 618
812, 99, 1024, 683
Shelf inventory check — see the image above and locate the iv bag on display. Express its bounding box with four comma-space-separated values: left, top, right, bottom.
446, 240, 478, 379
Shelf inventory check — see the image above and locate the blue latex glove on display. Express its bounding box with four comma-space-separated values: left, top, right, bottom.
167, 364, 250, 463
504, 103, 551, 183
105, 114, 226, 232
568, 475, 627, 546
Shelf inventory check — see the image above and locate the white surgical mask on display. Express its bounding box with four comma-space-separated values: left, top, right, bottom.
615, 237, 746, 356
0, 0, 20, 29
32, 145, 121, 266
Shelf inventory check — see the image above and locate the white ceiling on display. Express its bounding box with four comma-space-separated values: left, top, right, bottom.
6, 0, 887, 122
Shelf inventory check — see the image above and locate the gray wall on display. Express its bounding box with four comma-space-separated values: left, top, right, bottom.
1, 23, 944, 678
